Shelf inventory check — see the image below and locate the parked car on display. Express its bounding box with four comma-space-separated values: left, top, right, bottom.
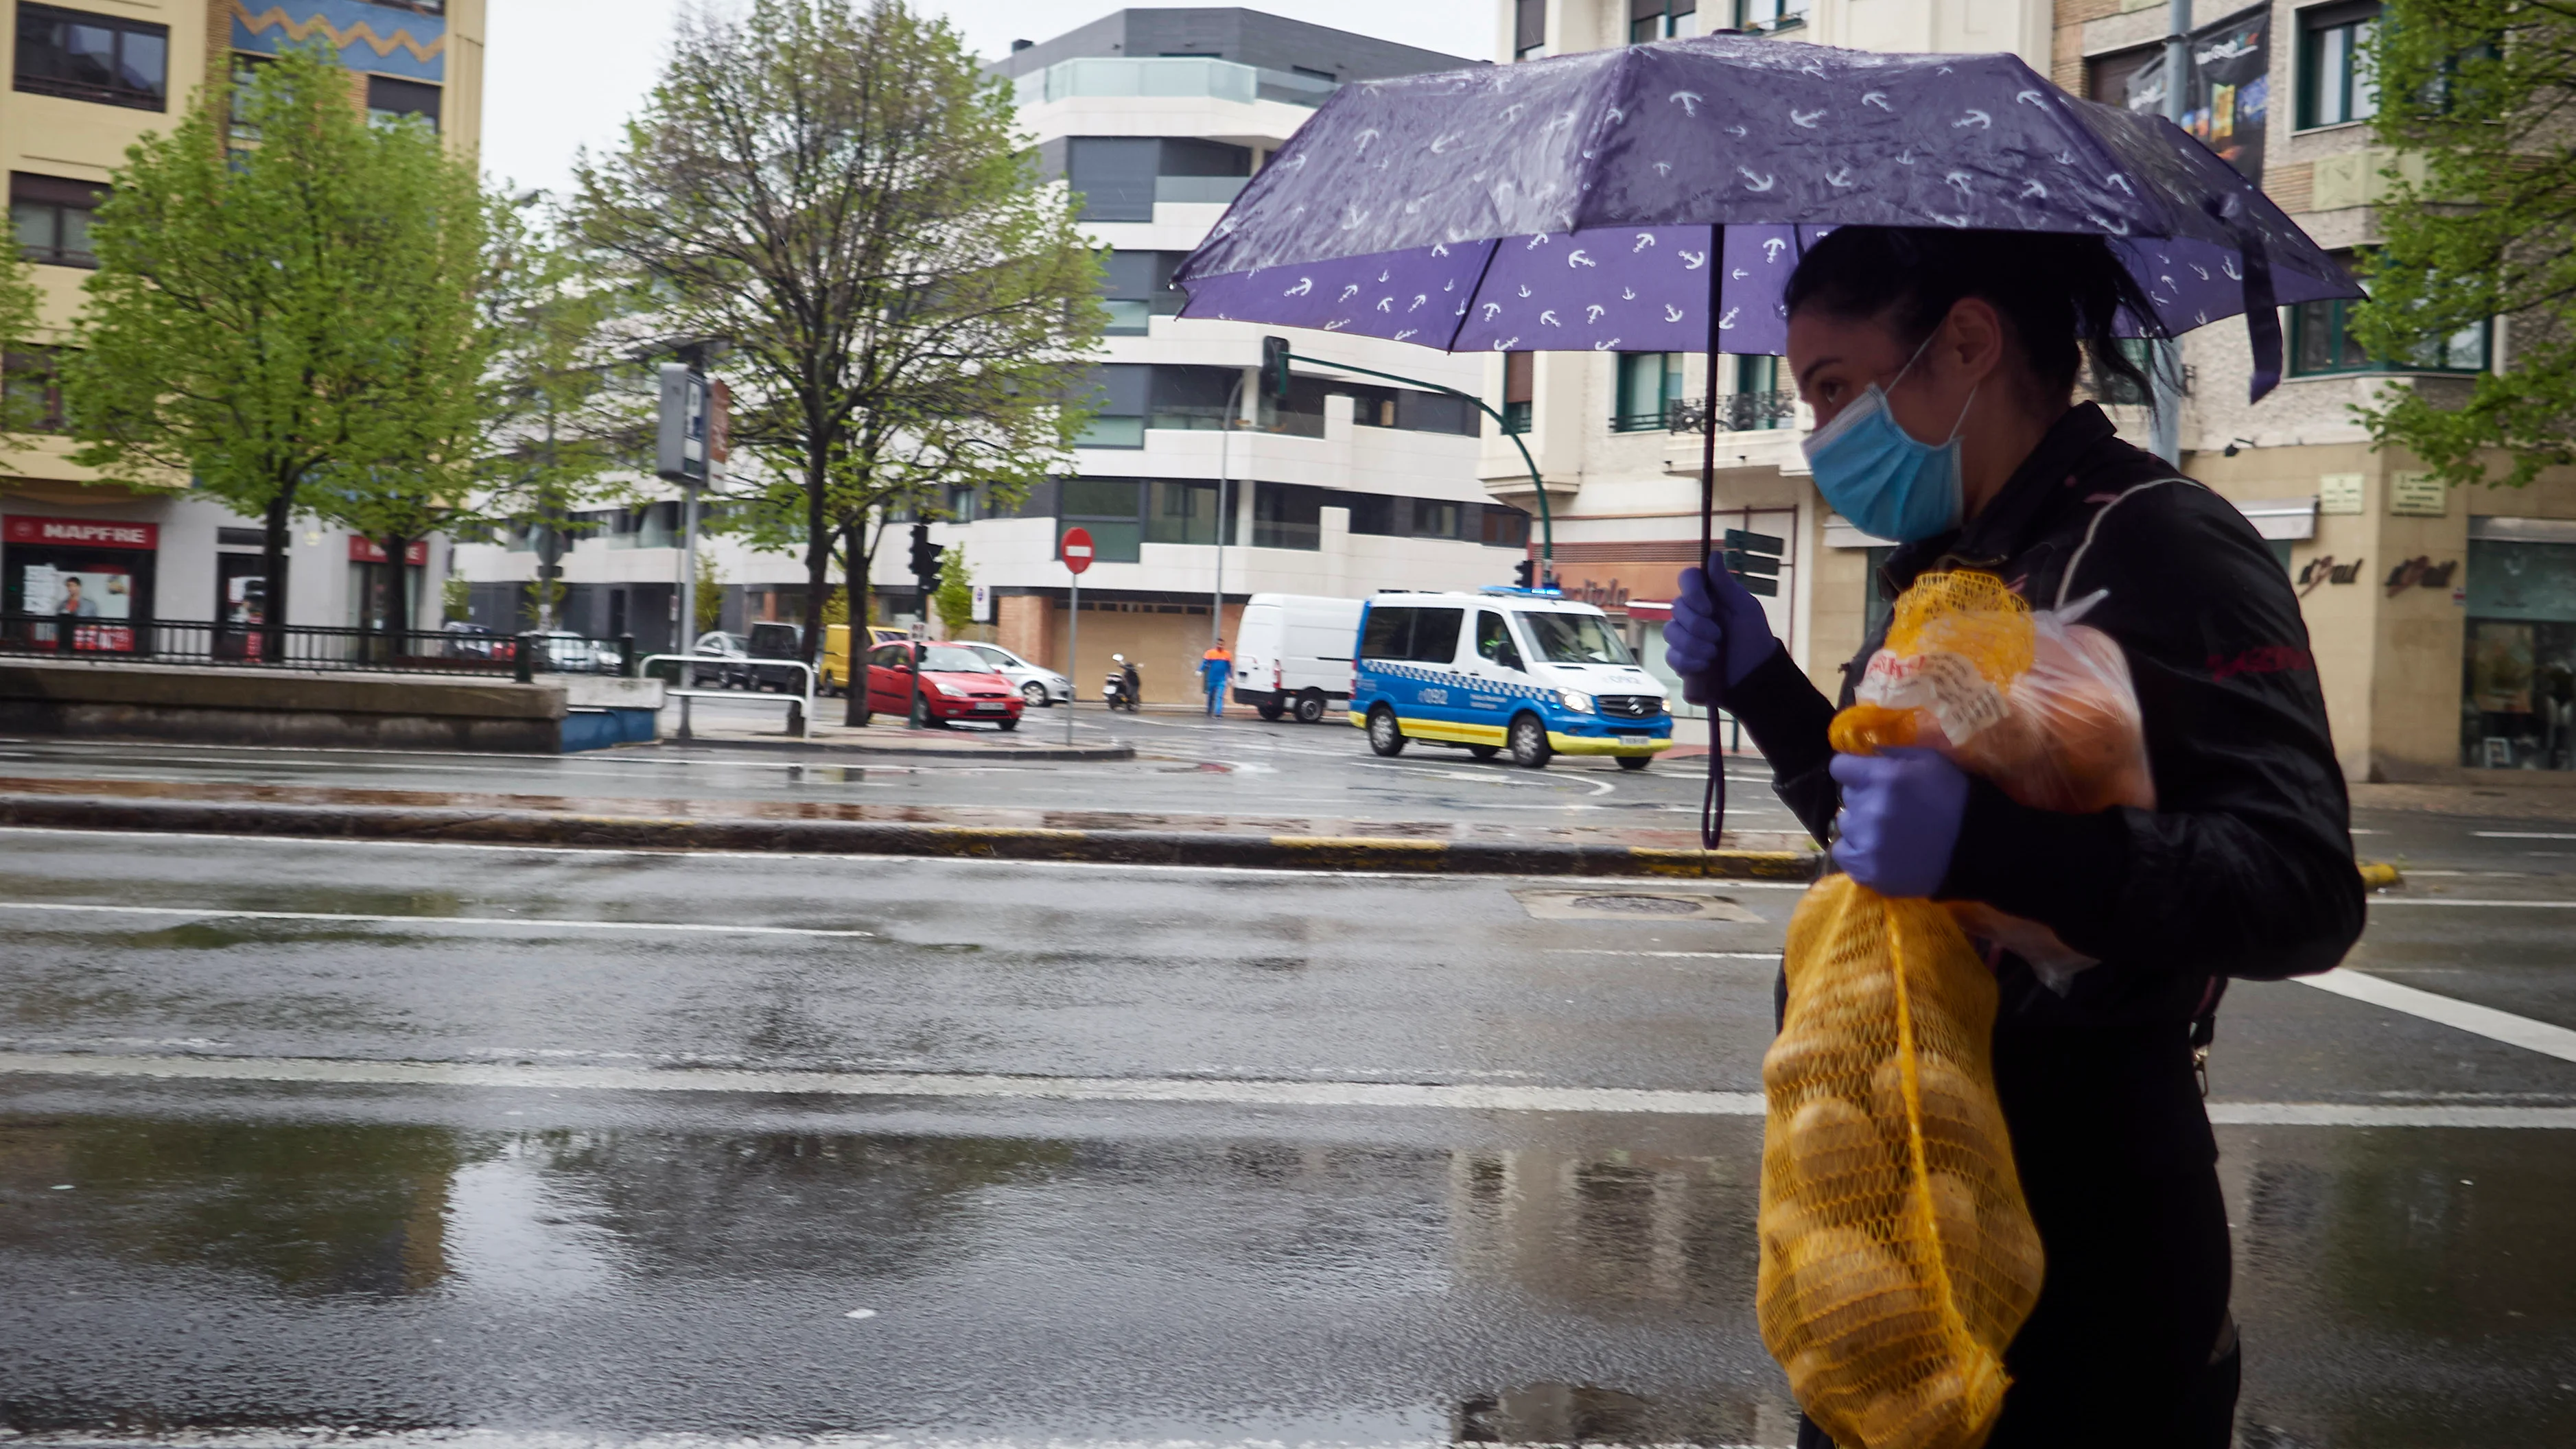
746, 621, 808, 692
957, 641, 1070, 707
528, 631, 622, 676
823, 624, 929, 694
860, 641, 1024, 729
1234, 593, 1365, 722
691, 630, 750, 688
1350, 588, 1670, 769
439, 620, 509, 662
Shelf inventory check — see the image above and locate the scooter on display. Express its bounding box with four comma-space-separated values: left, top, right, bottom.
1103, 655, 1143, 712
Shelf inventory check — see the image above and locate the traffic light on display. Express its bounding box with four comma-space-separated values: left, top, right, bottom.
909, 521, 940, 596
1261, 335, 1291, 403
1724, 527, 1784, 598
1512, 557, 1534, 589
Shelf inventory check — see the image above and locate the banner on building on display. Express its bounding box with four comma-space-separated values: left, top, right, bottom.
2124, 4, 2271, 184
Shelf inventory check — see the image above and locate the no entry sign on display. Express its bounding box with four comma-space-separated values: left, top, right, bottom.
1060, 527, 1094, 575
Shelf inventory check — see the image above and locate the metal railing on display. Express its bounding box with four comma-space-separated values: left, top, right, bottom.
642, 654, 814, 740
0, 614, 635, 681
1667, 390, 1801, 434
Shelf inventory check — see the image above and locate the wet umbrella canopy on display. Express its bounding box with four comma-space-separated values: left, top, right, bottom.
1173, 34, 2355, 395
1174, 34, 2356, 844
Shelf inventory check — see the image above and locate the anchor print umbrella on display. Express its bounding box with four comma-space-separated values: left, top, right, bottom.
1171, 32, 2356, 844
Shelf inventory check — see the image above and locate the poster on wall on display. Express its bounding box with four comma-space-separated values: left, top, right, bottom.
2124, 4, 2271, 183
21, 561, 137, 650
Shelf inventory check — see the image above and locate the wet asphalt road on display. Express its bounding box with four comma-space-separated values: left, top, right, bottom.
1, 738, 2575, 1448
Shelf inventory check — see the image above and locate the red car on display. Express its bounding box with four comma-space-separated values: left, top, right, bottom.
861, 640, 1025, 729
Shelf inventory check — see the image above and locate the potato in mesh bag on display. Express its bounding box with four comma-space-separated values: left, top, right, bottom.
1759, 875, 2042, 1449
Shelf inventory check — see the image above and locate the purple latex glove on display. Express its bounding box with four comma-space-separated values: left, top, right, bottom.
1667, 554, 1780, 705
1828, 748, 1970, 899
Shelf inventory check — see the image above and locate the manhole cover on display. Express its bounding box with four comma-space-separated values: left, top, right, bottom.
1567, 894, 1704, 915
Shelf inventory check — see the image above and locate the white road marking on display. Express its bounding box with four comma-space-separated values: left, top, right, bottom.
2473, 831, 2576, 840
2367, 897, 2576, 908
2297, 968, 2576, 1064
0, 1435, 1781, 1449
3, 1050, 2572, 1128
1551, 949, 1782, 959
0, 902, 878, 939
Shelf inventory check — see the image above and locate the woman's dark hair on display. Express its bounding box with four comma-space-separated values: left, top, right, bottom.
1781, 228, 2166, 412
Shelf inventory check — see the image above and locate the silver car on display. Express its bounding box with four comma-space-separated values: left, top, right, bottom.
961, 642, 1070, 707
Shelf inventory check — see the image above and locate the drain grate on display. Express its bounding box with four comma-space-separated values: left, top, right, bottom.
1566, 894, 1705, 915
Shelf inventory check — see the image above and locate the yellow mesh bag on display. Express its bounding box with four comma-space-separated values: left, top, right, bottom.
1882, 571, 2035, 684
1759, 875, 2044, 1449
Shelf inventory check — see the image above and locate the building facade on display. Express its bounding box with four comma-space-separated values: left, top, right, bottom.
2056, 0, 2576, 780
2, 0, 484, 644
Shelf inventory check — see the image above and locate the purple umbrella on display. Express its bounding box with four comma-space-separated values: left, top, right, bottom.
1173, 33, 2356, 844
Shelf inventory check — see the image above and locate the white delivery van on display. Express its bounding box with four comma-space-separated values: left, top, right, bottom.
1232, 593, 1366, 722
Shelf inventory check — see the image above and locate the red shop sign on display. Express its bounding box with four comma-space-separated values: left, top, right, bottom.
348, 537, 430, 565
3, 515, 159, 550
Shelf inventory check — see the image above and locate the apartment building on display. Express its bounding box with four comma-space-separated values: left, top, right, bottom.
2, 1, 484, 643
2058, 0, 2576, 780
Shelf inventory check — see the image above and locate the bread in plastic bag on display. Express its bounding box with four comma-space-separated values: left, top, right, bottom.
1759, 874, 2044, 1449
1827, 572, 2157, 991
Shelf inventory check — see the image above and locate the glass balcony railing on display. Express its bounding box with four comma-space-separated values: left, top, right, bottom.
1154, 174, 1250, 204
1015, 57, 1339, 110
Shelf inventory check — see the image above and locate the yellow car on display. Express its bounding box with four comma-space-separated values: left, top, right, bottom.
821, 624, 916, 693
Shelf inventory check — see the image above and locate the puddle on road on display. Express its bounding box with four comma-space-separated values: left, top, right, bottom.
1, 1114, 2569, 1446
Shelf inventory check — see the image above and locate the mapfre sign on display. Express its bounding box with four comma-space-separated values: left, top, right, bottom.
3, 515, 159, 550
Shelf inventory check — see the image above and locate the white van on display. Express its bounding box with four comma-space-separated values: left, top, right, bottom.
1233, 593, 1366, 722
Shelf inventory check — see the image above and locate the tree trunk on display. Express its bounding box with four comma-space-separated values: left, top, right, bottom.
260, 492, 293, 662
382, 534, 412, 659
801, 464, 830, 672
843, 520, 872, 727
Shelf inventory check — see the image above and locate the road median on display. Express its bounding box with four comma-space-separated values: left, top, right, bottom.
0, 792, 1821, 880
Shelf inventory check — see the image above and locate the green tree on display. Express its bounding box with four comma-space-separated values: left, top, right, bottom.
695, 552, 725, 637
574, 0, 1101, 685
441, 574, 471, 622
2354, 1, 2576, 488
473, 199, 649, 631
65, 45, 485, 648
933, 546, 974, 639
0, 254, 44, 437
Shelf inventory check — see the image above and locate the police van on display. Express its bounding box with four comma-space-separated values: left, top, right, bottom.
1348, 587, 1673, 769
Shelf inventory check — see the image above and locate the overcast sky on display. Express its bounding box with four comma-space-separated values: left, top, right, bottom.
481, 1, 1497, 200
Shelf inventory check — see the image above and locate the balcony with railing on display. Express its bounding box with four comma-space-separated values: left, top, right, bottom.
1014, 57, 1341, 110
1667, 391, 1801, 434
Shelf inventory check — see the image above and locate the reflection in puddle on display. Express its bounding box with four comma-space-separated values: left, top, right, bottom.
1, 1114, 2570, 1446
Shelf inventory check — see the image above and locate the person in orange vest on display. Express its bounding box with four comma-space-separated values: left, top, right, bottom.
1199, 639, 1234, 718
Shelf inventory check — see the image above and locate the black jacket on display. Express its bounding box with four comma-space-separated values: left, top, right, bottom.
1735, 401, 2365, 1177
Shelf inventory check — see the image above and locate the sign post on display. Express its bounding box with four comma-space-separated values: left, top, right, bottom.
1060, 527, 1094, 746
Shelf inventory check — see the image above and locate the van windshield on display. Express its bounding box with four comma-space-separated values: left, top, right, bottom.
1517, 611, 1635, 665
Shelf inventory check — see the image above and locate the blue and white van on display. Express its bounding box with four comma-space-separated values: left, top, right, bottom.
1348, 588, 1673, 769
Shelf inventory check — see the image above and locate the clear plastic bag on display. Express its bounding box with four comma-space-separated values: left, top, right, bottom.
1828, 574, 2157, 992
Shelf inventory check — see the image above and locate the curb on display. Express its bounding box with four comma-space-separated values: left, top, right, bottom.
0, 793, 1818, 880
659, 735, 1136, 762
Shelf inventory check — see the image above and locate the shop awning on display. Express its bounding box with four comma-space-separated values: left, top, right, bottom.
2231, 496, 2318, 541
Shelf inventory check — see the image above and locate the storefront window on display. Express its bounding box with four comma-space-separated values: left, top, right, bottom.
2, 514, 157, 652
2462, 535, 2576, 770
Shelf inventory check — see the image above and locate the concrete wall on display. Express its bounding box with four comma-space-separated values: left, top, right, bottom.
0, 659, 574, 751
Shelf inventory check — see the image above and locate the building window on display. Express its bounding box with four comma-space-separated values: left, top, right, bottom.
4, 347, 69, 432
944, 484, 979, 523
2298, 1, 2380, 129
1501, 351, 1533, 434
1145, 479, 1222, 545
1252, 482, 1325, 550
1735, 0, 1809, 32
2084, 43, 2162, 106
11, 173, 106, 268
14, 4, 167, 110
1614, 352, 1685, 432
1333, 379, 1479, 436
2292, 296, 2488, 375
1100, 249, 1186, 335
1076, 363, 1147, 447
366, 75, 441, 132
1063, 138, 1248, 222
1629, 0, 1696, 43
1514, 0, 1545, 59
1060, 477, 1144, 561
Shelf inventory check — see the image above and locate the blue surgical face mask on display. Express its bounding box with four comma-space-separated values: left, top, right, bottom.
1800, 334, 1976, 543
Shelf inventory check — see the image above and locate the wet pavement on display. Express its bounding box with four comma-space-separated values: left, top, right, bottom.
0, 749, 2573, 1448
